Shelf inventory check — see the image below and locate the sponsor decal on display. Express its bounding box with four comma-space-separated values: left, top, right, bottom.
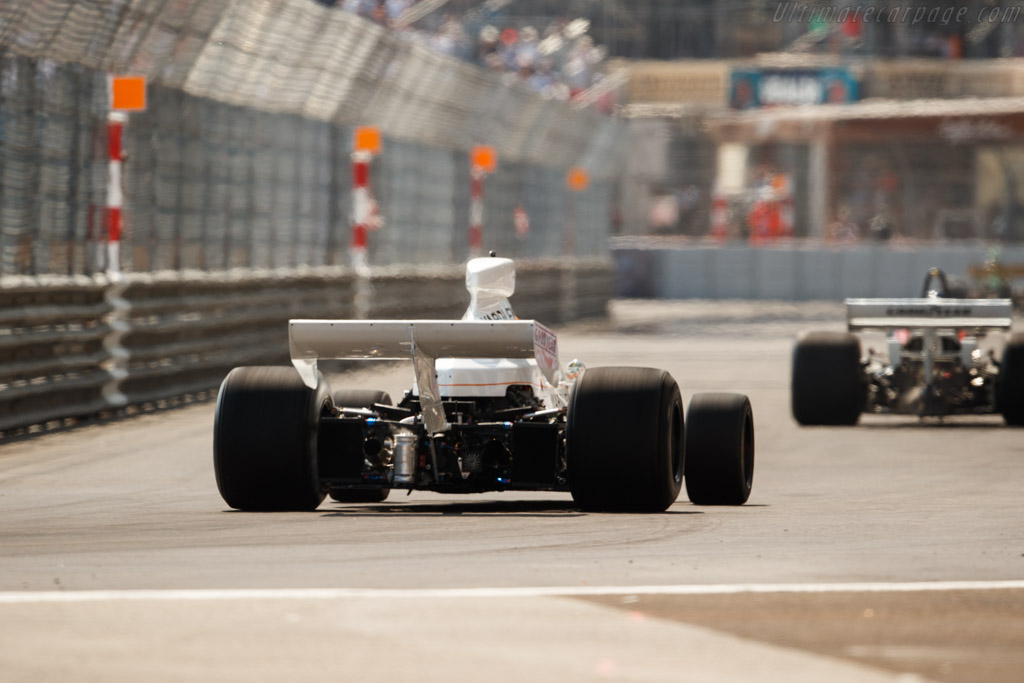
477, 302, 516, 321
533, 323, 559, 371
885, 306, 973, 318
729, 67, 858, 110
938, 118, 1013, 145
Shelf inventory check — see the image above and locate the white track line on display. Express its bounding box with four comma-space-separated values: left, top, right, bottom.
1, 580, 1023, 604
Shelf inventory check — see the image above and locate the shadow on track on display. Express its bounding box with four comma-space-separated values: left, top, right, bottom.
854, 419, 1012, 431
320, 499, 704, 517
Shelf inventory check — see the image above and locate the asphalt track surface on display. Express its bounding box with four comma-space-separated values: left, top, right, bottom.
1, 300, 1022, 682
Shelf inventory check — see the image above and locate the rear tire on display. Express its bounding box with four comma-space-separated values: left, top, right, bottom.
685, 393, 754, 505
792, 331, 865, 426
214, 366, 330, 511
328, 389, 392, 503
567, 367, 684, 512
999, 332, 1024, 426
330, 389, 392, 411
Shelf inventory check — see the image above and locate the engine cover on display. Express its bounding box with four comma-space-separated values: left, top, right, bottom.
429, 358, 543, 398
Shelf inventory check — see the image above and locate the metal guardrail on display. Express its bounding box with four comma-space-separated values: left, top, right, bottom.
0, 275, 112, 431
115, 268, 358, 405
0, 261, 612, 433
574, 261, 617, 319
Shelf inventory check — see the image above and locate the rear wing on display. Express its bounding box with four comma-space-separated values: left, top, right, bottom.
846, 298, 1013, 331
289, 319, 562, 433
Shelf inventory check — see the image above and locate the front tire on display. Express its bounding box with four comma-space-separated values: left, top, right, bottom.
792, 331, 865, 425
567, 367, 684, 512
214, 366, 330, 511
685, 393, 754, 505
998, 332, 1024, 426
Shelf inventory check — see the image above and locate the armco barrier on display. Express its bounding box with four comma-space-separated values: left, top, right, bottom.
362, 267, 465, 321
0, 276, 112, 431
0, 261, 611, 432
513, 261, 565, 324
574, 261, 617, 320
115, 269, 358, 405
614, 242, 1024, 300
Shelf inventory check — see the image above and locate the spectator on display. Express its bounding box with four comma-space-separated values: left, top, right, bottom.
477, 24, 499, 61
341, 0, 376, 20
326, 0, 617, 112
868, 211, 895, 241
497, 28, 520, 70
386, 0, 411, 24
431, 15, 470, 58
676, 185, 700, 234
829, 206, 860, 243
516, 26, 540, 67
564, 35, 601, 94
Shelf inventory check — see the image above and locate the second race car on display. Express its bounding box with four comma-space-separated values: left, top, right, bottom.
792, 268, 1024, 425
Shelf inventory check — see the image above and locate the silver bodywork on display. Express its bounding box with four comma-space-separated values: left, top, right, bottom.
285, 256, 578, 492
289, 318, 564, 434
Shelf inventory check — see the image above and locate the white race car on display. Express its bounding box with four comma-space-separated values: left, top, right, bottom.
792, 268, 1024, 425
214, 256, 755, 512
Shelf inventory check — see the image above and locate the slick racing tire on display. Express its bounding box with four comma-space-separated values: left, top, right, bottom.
214, 366, 331, 511
330, 389, 393, 413
684, 393, 754, 505
567, 367, 684, 512
328, 389, 393, 503
791, 331, 866, 426
998, 332, 1024, 426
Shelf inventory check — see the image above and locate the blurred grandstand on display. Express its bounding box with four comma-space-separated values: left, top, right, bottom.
321, 0, 618, 110
327, 1, 1024, 61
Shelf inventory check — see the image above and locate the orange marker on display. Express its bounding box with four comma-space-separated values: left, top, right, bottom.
111, 76, 146, 111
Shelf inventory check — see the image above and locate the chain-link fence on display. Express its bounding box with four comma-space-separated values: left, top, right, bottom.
0, 0, 625, 277
0, 52, 108, 276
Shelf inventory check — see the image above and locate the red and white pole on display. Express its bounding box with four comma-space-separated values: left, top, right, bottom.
468, 169, 484, 257
710, 191, 728, 242
351, 150, 372, 270
106, 111, 126, 275
467, 146, 496, 258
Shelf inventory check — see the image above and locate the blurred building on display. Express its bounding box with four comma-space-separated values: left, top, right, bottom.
612, 2, 1024, 243
709, 94, 1024, 242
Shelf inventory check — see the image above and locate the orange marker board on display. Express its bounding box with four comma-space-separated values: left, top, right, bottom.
354, 126, 382, 155
471, 145, 497, 174
111, 76, 146, 111
567, 167, 590, 191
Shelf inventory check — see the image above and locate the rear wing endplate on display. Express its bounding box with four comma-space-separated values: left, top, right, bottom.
289, 319, 562, 434
846, 298, 1013, 331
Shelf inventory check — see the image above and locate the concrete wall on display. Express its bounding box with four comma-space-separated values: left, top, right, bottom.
614, 243, 1024, 300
